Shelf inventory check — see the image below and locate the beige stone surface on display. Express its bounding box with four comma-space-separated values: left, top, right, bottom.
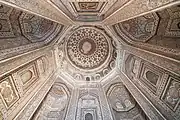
0, 1, 179, 120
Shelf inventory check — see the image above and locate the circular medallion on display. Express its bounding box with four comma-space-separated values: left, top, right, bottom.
66, 27, 110, 70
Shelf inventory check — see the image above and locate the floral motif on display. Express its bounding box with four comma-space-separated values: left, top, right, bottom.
0, 4, 14, 38
67, 27, 110, 70
107, 83, 135, 112
163, 78, 180, 111
0, 77, 19, 108
117, 13, 159, 42
19, 13, 57, 42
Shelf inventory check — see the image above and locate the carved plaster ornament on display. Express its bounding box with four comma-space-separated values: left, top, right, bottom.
81, 41, 92, 54
79, 2, 98, 10
66, 27, 110, 70
0, 81, 14, 103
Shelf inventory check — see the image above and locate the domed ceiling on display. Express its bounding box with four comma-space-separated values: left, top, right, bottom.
59, 26, 117, 82
66, 27, 110, 70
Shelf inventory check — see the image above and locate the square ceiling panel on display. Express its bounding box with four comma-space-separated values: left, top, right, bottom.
48, 0, 118, 21
72, 2, 106, 13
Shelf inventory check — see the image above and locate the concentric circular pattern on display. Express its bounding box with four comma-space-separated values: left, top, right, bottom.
67, 28, 109, 70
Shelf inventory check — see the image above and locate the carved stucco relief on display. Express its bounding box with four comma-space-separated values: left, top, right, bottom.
164, 6, 180, 37
63, 84, 114, 120
60, 26, 117, 82
66, 27, 110, 70
48, 0, 122, 21
162, 77, 180, 111
107, 83, 136, 112
106, 82, 149, 120
0, 0, 73, 25
15, 72, 58, 120
118, 13, 159, 42
19, 13, 59, 42
17, 62, 39, 93
113, 6, 180, 60
76, 93, 102, 120
121, 45, 180, 76
0, 4, 14, 38
103, 0, 178, 25
0, 76, 19, 109
122, 51, 180, 120
33, 83, 70, 120
0, 4, 64, 60
0, 47, 55, 120
0, 2, 179, 120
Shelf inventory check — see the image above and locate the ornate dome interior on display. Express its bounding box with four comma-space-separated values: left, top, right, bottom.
0, 0, 180, 120
60, 26, 117, 82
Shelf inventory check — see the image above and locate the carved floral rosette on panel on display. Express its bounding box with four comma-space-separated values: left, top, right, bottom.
0, 76, 19, 109
122, 51, 180, 119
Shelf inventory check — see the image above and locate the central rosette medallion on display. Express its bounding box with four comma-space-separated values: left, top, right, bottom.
66, 27, 110, 70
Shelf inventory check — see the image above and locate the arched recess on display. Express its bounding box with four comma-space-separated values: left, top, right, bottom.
106, 82, 149, 120
76, 93, 103, 120
32, 82, 70, 120
121, 52, 180, 120
85, 113, 93, 120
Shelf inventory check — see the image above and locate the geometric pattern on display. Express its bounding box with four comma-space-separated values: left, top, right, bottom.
48, 0, 119, 21
19, 13, 57, 42
107, 83, 135, 112
66, 27, 110, 70
165, 7, 180, 37
60, 26, 117, 82
76, 93, 102, 120
0, 3, 64, 61
17, 62, 39, 92
119, 13, 159, 42
139, 63, 163, 95
33, 83, 70, 119
162, 77, 180, 111
73, 2, 104, 13
0, 76, 19, 109
0, 4, 15, 38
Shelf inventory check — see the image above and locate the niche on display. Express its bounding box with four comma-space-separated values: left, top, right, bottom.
85, 113, 93, 120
